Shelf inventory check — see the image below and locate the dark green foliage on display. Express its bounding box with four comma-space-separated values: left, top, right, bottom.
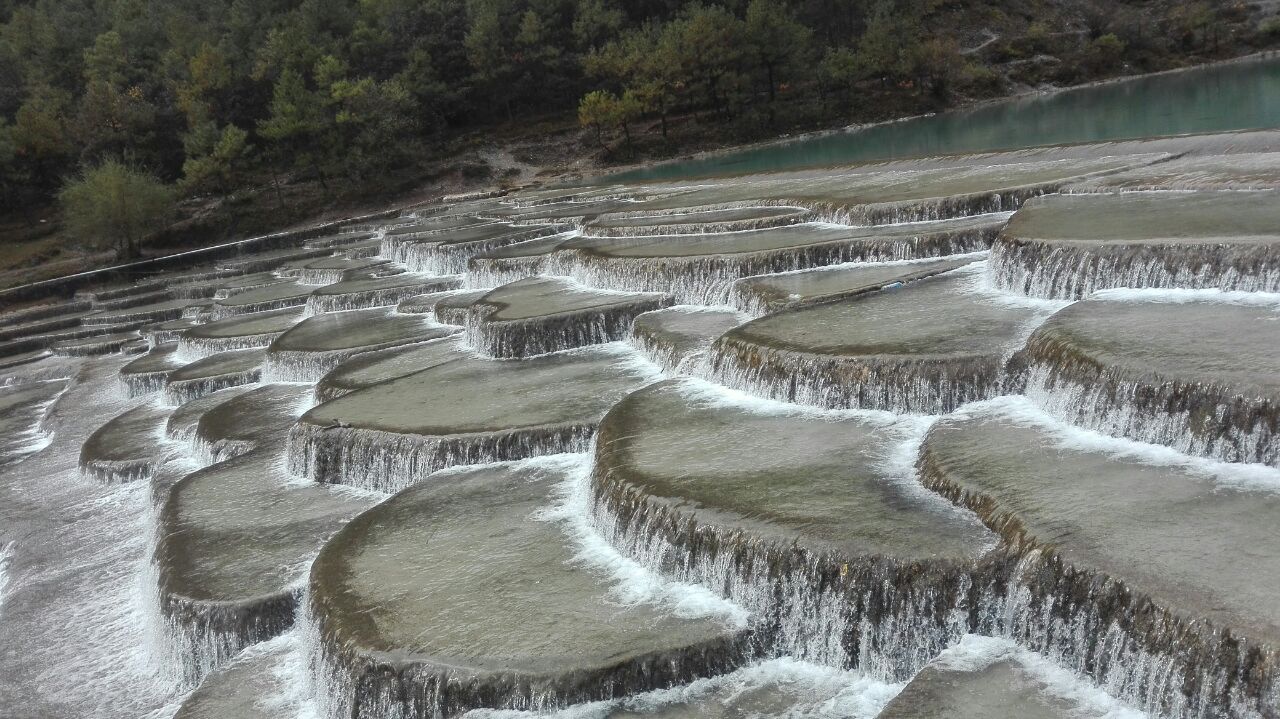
0, 0, 1274, 217
59, 158, 175, 259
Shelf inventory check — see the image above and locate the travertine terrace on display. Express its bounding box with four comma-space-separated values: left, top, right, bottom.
3, 130, 1280, 719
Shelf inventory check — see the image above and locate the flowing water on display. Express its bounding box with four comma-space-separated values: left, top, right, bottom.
2, 119, 1280, 719
603, 56, 1280, 183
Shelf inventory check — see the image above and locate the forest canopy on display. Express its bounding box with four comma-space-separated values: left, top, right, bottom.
0, 0, 1271, 224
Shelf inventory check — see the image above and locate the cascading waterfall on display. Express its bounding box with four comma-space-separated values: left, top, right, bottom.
989, 237, 1280, 300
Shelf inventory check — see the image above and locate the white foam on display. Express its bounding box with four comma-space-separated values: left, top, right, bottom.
1089, 287, 1280, 308
528, 452, 751, 627
959, 395, 1280, 491
932, 635, 1147, 719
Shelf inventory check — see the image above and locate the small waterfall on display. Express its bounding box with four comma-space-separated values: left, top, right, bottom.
559, 222, 998, 306
989, 236, 1280, 300
705, 334, 1005, 415
463, 296, 672, 359
286, 420, 596, 494
163, 367, 262, 406
176, 333, 281, 361
304, 276, 464, 315
1012, 338, 1279, 468
120, 370, 171, 399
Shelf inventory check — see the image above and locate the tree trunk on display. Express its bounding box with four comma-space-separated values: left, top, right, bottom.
312, 160, 330, 196
272, 171, 285, 210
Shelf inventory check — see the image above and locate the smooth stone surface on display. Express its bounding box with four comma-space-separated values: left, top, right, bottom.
301, 344, 654, 437
711, 267, 1037, 412
1017, 298, 1280, 465
595, 378, 989, 561
83, 297, 197, 325
180, 308, 303, 355
466, 276, 670, 357
918, 400, 1280, 648
587, 205, 806, 234
292, 344, 659, 491
210, 281, 315, 317
165, 386, 256, 444
79, 402, 172, 482
51, 331, 141, 356
879, 635, 1116, 719
309, 458, 749, 714
621, 149, 1162, 219
395, 290, 472, 314
119, 342, 184, 389
314, 336, 469, 402
194, 384, 311, 456
628, 307, 745, 372
732, 256, 979, 316
306, 273, 463, 312
575, 217, 997, 259
159, 449, 372, 605
270, 308, 457, 354
993, 191, 1280, 297
208, 272, 288, 297
431, 289, 490, 324
476, 276, 665, 323
165, 349, 265, 403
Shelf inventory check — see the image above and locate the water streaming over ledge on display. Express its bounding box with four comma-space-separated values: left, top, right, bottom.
4, 127, 1280, 719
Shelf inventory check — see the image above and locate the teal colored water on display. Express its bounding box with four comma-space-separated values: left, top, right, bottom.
603, 56, 1280, 183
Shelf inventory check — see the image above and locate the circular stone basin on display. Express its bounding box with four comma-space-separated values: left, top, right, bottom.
595, 378, 989, 562
918, 399, 1280, 684
166, 386, 256, 445
395, 224, 561, 274
51, 331, 141, 356
629, 307, 745, 372
156, 443, 374, 682
209, 272, 288, 299
1015, 298, 1280, 466
145, 317, 204, 344
711, 268, 1037, 413
307, 274, 463, 314
265, 308, 459, 381
82, 297, 196, 326
466, 276, 671, 358
210, 281, 315, 319
993, 191, 1280, 298
290, 344, 658, 492
308, 458, 751, 717
179, 308, 303, 356
296, 256, 389, 283
314, 336, 468, 402
580, 218, 996, 259
731, 256, 979, 316
120, 342, 184, 396
79, 402, 172, 482
383, 214, 488, 237
879, 635, 1116, 719
431, 289, 490, 324
587, 205, 808, 236
165, 348, 265, 405
552, 216, 1002, 305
